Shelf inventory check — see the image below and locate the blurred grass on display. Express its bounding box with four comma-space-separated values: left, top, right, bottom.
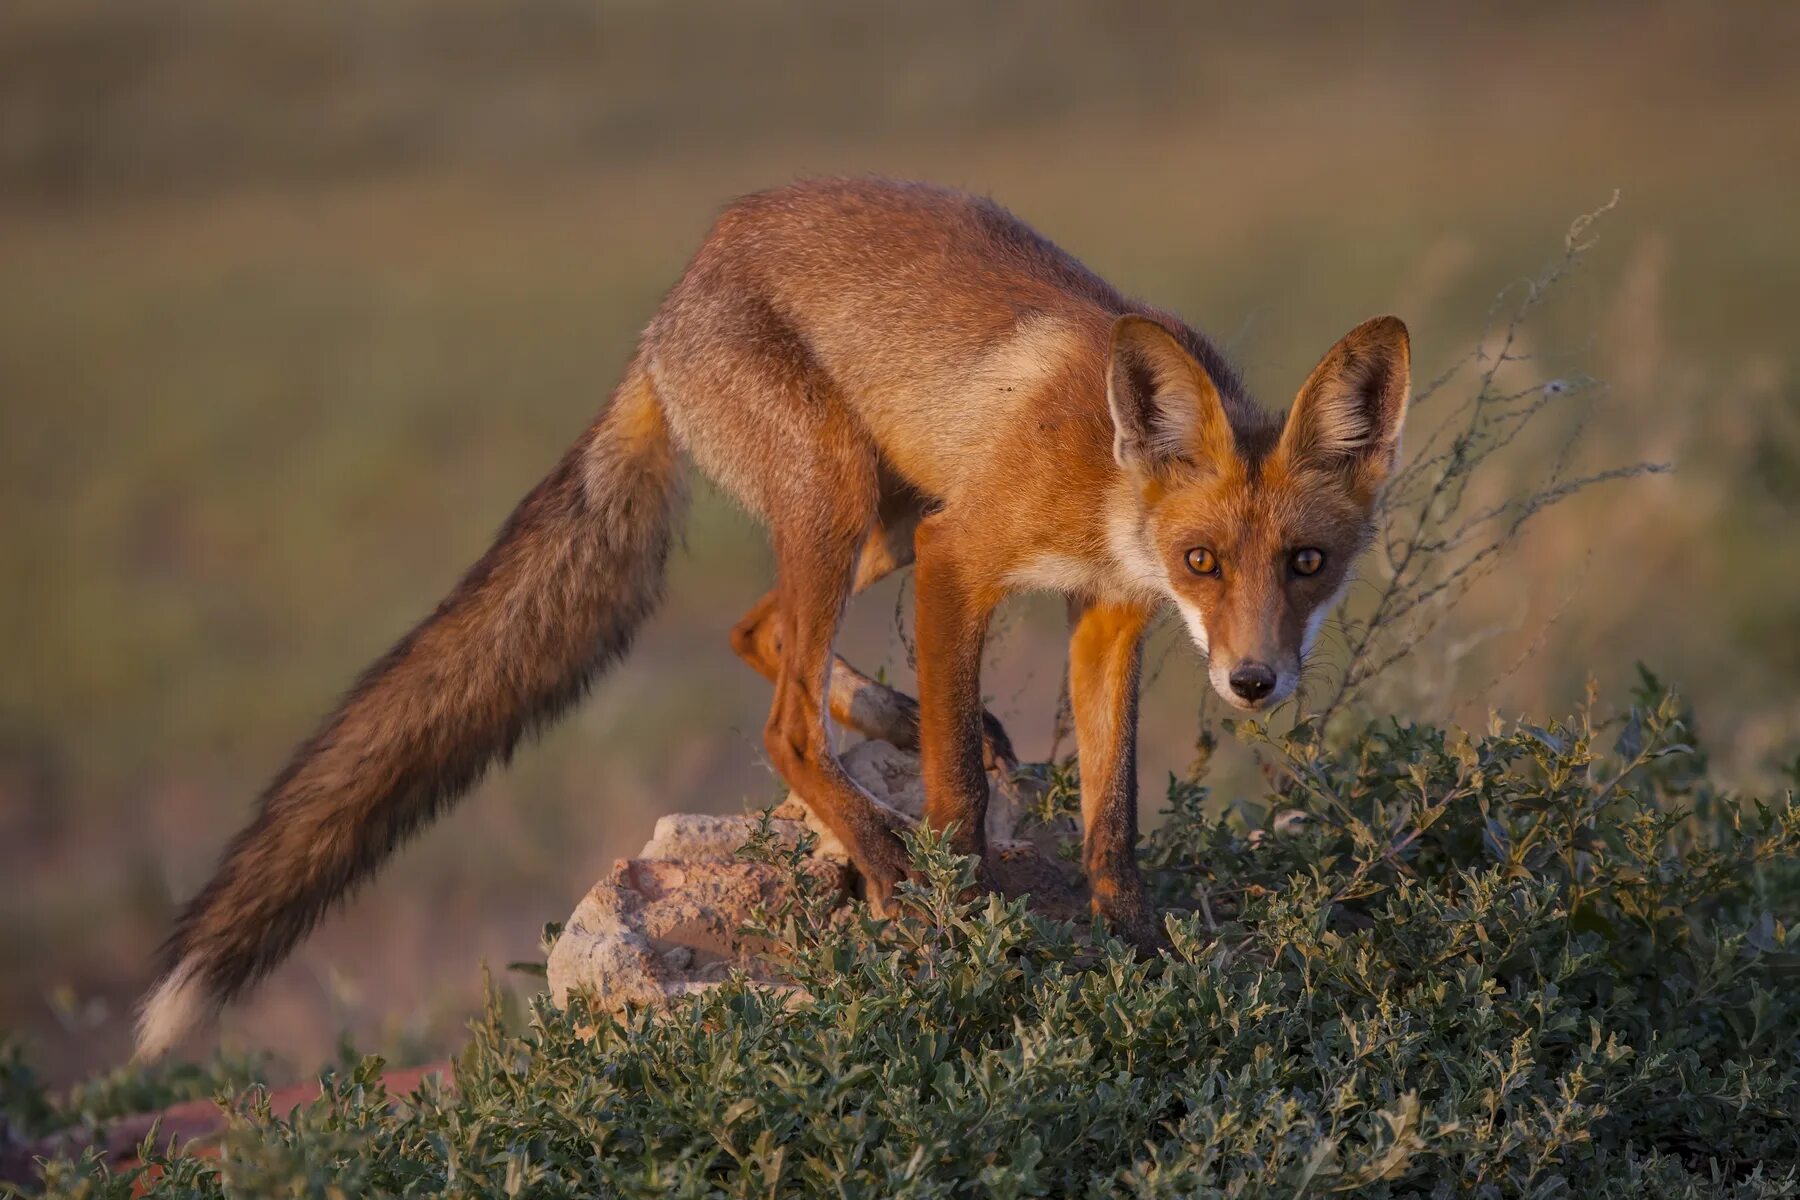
1, 0, 1797, 1082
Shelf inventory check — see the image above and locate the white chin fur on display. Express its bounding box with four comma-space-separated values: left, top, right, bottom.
1302, 580, 1353, 658
135, 957, 215, 1061
1173, 599, 1210, 656
1178, 598, 1308, 711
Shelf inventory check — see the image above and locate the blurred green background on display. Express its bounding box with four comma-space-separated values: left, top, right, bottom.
2, 0, 1797, 1082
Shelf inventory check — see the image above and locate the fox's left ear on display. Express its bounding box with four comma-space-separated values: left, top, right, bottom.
1280, 315, 1411, 492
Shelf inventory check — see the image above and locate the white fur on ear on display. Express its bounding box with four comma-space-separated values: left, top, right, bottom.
1108, 371, 1206, 468
1106, 315, 1235, 473
1307, 369, 1390, 457
1286, 316, 1410, 477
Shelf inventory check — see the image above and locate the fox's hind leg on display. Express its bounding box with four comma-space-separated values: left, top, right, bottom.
757, 506, 918, 909
730, 514, 1018, 771
680, 374, 913, 906
648, 300, 933, 904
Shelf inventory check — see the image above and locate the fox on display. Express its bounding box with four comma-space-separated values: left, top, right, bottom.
135, 177, 1409, 1059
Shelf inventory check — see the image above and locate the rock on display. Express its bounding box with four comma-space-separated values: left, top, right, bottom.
547, 855, 850, 1010
765, 798, 854, 862
638, 813, 819, 862
549, 741, 1089, 1017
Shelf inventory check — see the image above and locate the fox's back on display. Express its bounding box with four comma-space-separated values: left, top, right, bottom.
644, 179, 1247, 501
732, 178, 1121, 325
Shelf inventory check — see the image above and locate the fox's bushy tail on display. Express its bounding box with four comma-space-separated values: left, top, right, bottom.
136, 363, 681, 1059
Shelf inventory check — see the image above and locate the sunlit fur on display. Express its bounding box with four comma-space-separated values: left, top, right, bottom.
1105, 316, 1410, 711
139, 180, 1409, 1053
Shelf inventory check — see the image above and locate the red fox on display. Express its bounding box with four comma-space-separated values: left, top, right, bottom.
136, 178, 1409, 1058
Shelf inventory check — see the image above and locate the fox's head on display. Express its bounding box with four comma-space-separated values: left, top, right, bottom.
1107, 313, 1410, 712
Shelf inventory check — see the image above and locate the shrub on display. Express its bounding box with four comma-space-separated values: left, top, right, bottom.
14, 676, 1799, 1198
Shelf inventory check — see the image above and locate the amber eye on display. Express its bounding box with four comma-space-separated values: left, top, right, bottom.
1185, 547, 1219, 577
1291, 547, 1325, 576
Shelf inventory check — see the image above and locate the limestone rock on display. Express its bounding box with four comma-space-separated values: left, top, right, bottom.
637, 812, 818, 862
549, 741, 1088, 1016
547, 855, 849, 1010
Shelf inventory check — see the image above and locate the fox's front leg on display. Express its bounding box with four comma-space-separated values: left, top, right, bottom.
912, 516, 1001, 863
1069, 599, 1160, 949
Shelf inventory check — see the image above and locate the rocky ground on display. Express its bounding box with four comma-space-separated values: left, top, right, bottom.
547, 739, 1086, 1012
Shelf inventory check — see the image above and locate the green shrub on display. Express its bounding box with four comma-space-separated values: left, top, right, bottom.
15, 677, 1800, 1198
2, 1044, 273, 1146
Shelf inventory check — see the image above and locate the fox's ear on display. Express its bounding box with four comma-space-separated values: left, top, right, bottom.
1280, 315, 1410, 490
1106, 315, 1235, 475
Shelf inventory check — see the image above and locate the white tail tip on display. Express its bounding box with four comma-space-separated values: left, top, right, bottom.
134, 957, 216, 1061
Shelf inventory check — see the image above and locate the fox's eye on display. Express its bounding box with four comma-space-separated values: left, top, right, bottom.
1291, 548, 1325, 576
1185, 547, 1219, 576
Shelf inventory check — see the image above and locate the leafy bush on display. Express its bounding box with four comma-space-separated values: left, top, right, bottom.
14, 676, 1799, 1198
0, 1041, 271, 1147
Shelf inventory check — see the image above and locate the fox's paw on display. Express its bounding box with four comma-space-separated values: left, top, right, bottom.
1091, 882, 1168, 958
851, 831, 915, 917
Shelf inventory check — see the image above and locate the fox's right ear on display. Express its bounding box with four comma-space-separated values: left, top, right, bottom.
1280, 315, 1410, 493
1106, 315, 1235, 475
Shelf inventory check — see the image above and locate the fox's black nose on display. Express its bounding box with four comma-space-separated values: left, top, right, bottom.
1228, 662, 1277, 703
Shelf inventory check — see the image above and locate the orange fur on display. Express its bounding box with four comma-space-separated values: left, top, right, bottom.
140, 180, 1410, 1054
1068, 601, 1153, 929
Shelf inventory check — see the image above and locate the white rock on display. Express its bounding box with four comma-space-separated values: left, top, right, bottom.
549, 744, 1087, 1016
547, 856, 849, 1012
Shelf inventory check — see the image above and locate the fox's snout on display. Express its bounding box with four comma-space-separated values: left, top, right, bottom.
1172, 592, 1309, 712
1227, 661, 1277, 703
1206, 648, 1301, 712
